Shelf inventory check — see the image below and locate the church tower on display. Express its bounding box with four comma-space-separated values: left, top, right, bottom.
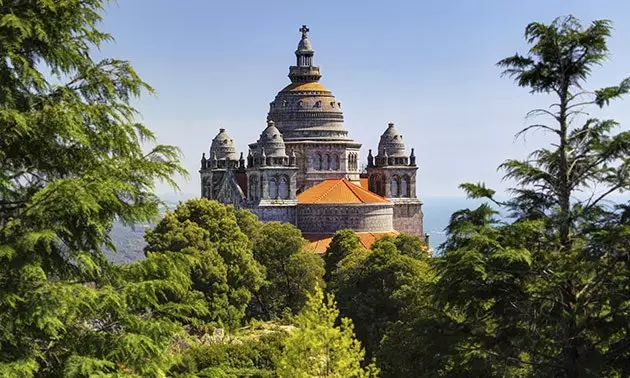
367, 122, 423, 237
266, 25, 361, 192
200, 128, 246, 207
244, 121, 298, 222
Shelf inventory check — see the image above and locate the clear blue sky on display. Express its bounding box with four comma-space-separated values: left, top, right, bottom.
97, 0, 630, 198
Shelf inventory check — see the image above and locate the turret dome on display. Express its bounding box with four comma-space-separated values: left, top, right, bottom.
210, 128, 238, 160
377, 122, 406, 157
258, 121, 287, 158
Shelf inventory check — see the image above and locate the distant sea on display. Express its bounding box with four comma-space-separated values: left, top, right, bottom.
421, 197, 486, 252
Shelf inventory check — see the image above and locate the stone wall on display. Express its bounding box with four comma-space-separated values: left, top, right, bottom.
392, 199, 423, 239
250, 202, 296, 224
297, 203, 393, 234
286, 141, 361, 193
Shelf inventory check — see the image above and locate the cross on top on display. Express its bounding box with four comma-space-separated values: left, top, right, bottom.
299, 25, 309, 39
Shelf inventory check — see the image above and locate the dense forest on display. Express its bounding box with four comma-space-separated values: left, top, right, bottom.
1, 1, 629, 377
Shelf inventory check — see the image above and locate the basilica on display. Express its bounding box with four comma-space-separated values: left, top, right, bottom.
200, 25, 424, 251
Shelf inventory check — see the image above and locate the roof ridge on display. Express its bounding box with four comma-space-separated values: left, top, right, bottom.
344, 179, 389, 202
314, 179, 345, 202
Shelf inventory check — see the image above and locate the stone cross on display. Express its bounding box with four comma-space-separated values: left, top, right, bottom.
299, 25, 309, 39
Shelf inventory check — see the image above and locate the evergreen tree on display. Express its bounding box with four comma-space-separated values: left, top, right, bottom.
0, 1, 187, 375
144, 199, 264, 328
331, 236, 432, 360
417, 16, 630, 377
276, 287, 378, 378
250, 222, 324, 319
323, 229, 366, 282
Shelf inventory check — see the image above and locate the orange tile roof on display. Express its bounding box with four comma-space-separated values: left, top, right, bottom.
297, 179, 389, 204
303, 232, 399, 254
359, 177, 369, 190
281, 82, 329, 92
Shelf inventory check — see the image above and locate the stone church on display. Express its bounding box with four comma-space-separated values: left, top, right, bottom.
200, 25, 424, 251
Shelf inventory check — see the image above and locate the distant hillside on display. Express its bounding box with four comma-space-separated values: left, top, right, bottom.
105, 195, 197, 264
106, 221, 150, 264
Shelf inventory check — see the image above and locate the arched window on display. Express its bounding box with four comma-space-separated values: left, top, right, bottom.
349, 153, 357, 171
391, 175, 399, 197
368, 175, 376, 192
269, 177, 278, 199
401, 175, 409, 197
278, 176, 289, 199
325, 154, 331, 170
249, 175, 258, 200
333, 155, 340, 170
316, 154, 322, 170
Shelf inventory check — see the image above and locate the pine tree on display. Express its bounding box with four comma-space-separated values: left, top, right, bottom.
276, 287, 378, 378
0, 1, 187, 375
419, 16, 630, 377
250, 222, 324, 319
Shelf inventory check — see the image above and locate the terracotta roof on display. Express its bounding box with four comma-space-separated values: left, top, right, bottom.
297, 179, 389, 204
359, 177, 369, 190
303, 232, 398, 254
280, 82, 329, 92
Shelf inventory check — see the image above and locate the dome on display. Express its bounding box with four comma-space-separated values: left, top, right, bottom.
266, 25, 348, 141
210, 128, 238, 160
297, 37, 313, 52
258, 121, 287, 158
377, 122, 406, 157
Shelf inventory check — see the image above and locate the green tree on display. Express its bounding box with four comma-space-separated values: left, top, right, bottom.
250, 222, 324, 319
145, 199, 264, 328
235, 208, 263, 245
420, 16, 630, 377
323, 229, 366, 282
276, 287, 378, 378
371, 234, 427, 260
0, 0, 187, 375
332, 238, 432, 359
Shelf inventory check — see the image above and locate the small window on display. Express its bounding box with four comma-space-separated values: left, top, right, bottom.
269, 178, 278, 199
391, 176, 400, 197
401, 175, 409, 197
279, 176, 289, 199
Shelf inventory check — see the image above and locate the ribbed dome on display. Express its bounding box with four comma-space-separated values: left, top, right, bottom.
377, 122, 406, 157
258, 121, 287, 158
210, 128, 238, 160
265, 25, 348, 141
297, 37, 313, 52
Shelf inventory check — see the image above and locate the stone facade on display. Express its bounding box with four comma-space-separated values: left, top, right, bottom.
200, 25, 425, 241
297, 203, 393, 234
392, 199, 424, 237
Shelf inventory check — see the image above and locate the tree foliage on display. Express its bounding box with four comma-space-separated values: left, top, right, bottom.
323, 229, 367, 282
407, 16, 630, 377
276, 287, 378, 378
144, 199, 264, 329
0, 0, 189, 376
330, 233, 432, 360
250, 222, 324, 319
